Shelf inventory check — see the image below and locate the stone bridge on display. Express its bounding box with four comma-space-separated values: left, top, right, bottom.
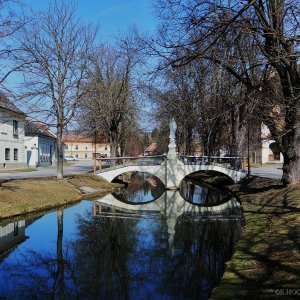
96, 119, 247, 188
97, 156, 247, 188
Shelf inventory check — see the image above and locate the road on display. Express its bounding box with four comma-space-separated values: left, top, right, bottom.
250, 165, 283, 180
0, 160, 94, 180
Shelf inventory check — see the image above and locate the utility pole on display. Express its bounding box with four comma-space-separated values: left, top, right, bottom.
93, 129, 97, 173
247, 121, 251, 177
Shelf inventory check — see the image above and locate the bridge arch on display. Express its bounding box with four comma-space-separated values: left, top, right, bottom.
98, 164, 166, 185
174, 161, 247, 187
179, 169, 236, 184
98, 159, 247, 188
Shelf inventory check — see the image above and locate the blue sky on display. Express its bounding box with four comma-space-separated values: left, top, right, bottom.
25, 0, 158, 42
8, 1, 158, 130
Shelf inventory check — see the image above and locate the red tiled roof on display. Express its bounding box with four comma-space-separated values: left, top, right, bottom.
62, 134, 107, 143
145, 142, 158, 153
25, 120, 56, 139
34, 121, 57, 139
0, 93, 25, 116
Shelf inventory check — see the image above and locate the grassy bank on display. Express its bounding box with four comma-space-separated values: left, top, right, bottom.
211, 177, 300, 299
0, 174, 120, 220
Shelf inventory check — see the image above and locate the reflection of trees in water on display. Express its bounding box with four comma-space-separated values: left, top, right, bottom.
160, 217, 243, 299
0, 202, 243, 299
0, 207, 139, 300
180, 179, 230, 206
70, 209, 139, 299
0, 209, 71, 299
112, 172, 165, 203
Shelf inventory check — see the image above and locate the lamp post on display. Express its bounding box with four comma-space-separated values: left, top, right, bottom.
93, 129, 97, 173
247, 121, 251, 177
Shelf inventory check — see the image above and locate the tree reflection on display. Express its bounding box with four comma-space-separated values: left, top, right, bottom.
160, 216, 243, 299
0, 191, 243, 299
112, 172, 165, 203
70, 208, 138, 299
55, 209, 64, 299
0, 209, 71, 299
180, 178, 231, 206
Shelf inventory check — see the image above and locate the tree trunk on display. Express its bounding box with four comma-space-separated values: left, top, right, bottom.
185, 126, 193, 155
276, 73, 300, 185
56, 124, 64, 179
230, 107, 240, 156
110, 129, 118, 166
280, 117, 300, 185
57, 209, 64, 299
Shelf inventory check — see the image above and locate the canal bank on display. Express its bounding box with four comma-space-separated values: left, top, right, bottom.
0, 174, 120, 220
211, 176, 300, 299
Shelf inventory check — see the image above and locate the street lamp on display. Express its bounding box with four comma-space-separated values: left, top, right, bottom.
93, 129, 97, 173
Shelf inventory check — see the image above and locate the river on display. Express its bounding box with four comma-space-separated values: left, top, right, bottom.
0, 172, 243, 299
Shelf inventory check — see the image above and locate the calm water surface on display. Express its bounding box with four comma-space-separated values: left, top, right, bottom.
0, 173, 243, 299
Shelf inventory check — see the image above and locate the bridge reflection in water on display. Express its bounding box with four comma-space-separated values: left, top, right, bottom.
90, 172, 243, 299
94, 186, 241, 252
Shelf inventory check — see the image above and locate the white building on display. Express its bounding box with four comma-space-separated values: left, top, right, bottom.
0, 94, 27, 169
0, 220, 27, 258
24, 121, 56, 167
261, 123, 283, 164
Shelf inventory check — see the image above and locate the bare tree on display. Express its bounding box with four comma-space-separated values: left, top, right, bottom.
81, 42, 138, 161
149, 0, 300, 185
0, 0, 27, 89
16, 1, 96, 179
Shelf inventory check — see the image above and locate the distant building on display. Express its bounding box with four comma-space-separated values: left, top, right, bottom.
63, 134, 110, 159
260, 123, 283, 164
0, 94, 27, 169
144, 142, 158, 156
24, 121, 56, 167
0, 220, 27, 263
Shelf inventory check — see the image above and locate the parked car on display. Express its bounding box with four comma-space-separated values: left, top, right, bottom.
64, 155, 76, 161
100, 159, 110, 167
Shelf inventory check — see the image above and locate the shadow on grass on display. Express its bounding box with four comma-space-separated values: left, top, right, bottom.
212, 177, 300, 299
0, 180, 21, 192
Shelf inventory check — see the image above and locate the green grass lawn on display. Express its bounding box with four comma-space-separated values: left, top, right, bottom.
0, 174, 120, 220
211, 177, 300, 299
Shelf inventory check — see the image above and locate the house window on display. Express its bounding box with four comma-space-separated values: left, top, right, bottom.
75, 154, 78, 158
105, 146, 107, 150
65, 144, 69, 150
75, 145, 78, 150
14, 149, 18, 161
13, 120, 18, 137
85, 153, 88, 158
5, 148, 10, 160
85, 146, 88, 150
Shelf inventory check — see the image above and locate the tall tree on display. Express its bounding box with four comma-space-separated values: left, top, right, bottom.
81, 42, 138, 161
16, 1, 96, 179
0, 0, 26, 89
152, 0, 300, 185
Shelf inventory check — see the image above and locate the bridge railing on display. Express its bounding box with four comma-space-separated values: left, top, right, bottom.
179, 155, 245, 171
95, 155, 166, 172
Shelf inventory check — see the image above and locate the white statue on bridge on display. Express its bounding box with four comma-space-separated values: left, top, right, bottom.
167, 118, 177, 163
169, 118, 177, 141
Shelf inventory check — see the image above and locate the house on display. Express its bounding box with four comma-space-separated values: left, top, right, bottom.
144, 142, 158, 156
0, 94, 27, 169
24, 121, 56, 167
260, 123, 283, 164
63, 134, 110, 159
0, 220, 27, 263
